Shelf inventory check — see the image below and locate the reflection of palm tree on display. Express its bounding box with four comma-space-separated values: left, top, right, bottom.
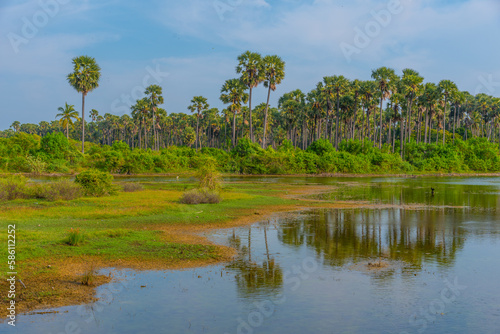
278, 208, 465, 270
227, 225, 283, 299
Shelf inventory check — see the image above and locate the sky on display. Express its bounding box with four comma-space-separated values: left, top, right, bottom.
1, 0, 499, 129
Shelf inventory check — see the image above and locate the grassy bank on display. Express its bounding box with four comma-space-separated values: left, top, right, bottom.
0, 179, 313, 317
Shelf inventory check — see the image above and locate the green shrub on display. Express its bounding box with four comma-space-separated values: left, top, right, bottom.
26, 155, 47, 175
307, 139, 334, 156
40, 132, 72, 159
196, 159, 221, 190
232, 138, 262, 157
75, 169, 117, 197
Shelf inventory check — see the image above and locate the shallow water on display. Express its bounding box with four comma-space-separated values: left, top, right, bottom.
4, 177, 500, 334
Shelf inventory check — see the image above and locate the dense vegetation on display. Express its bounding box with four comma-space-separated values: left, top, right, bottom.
0, 132, 499, 175
1, 52, 500, 175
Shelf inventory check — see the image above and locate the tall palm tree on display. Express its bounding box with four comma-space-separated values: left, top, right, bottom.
56, 102, 80, 139
401, 69, 423, 144
371, 67, 397, 148
359, 80, 377, 142
236, 51, 263, 143
262, 55, 285, 148
220, 79, 249, 148
451, 91, 466, 143
324, 75, 350, 149
188, 96, 209, 151
438, 80, 458, 145
67, 55, 101, 153
145, 85, 164, 151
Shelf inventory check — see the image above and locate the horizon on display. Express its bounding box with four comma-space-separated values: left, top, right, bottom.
1, 0, 499, 129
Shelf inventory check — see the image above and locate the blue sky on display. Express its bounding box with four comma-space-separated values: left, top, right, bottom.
1, 0, 499, 129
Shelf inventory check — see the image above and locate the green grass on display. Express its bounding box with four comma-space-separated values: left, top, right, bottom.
0, 181, 296, 274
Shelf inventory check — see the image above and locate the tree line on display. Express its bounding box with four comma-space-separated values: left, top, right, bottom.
2, 52, 500, 158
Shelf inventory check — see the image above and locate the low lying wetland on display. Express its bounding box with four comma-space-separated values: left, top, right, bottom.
1, 175, 500, 333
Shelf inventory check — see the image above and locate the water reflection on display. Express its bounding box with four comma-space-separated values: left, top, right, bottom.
312, 180, 500, 209
278, 209, 467, 269
226, 227, 283, 299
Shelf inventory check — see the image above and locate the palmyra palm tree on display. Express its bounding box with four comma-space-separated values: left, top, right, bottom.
220, 79, 249, 148
236, 51, 263, 143
438, 80, 458, 145
145, 85, 164, 151
188, 96, 209, 151
56, 102, 80, 139
262, 55, 285, 148
372, 67, 397, 148
67, 55, 101, 153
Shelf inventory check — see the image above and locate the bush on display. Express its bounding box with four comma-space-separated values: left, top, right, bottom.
231, 138, 262, 157
35, 180, 82, 201
0, 175, 30, 201
179, 188, 221, 204
307, 139, 334, 156
40, 132, 72, 159
75, 169, 117, 197
196, 160, 221, 191
26, 155, 47, 175
122, 183, 144, 192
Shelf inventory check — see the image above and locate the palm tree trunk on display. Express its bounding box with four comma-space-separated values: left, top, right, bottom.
196, 114, 200, 152
400, 120, 404, 159
453, 105, 457, 143
424, 110, 429, 144
379, 92, 383, 148
443, 98, 447, 145
249, 88, 254, 142
232, 111, 237, 148
262, 86, 272, 148
81, 93, 86, 153
335, 93, 340, 150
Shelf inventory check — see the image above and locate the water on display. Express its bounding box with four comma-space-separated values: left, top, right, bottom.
4, 177, 500, 333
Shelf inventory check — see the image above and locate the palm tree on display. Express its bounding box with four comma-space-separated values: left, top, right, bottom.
371, 67, 397, 148
359, 81, 377, 142
220, 79, 249, 148
145, 85, 164, 151
56, 102, 80, 139
10, 121, 20, 133
262, 55, 285, 148
451, 91, 466, 143
438, 80, 458, 145
401, 69, 423, 144
67, 55, 101, 153
324, 75, 350, 149
236, 51, 264, 143
188, 96, 209, 151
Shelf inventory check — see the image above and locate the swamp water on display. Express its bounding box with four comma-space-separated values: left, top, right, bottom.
4, 177, 500, 334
